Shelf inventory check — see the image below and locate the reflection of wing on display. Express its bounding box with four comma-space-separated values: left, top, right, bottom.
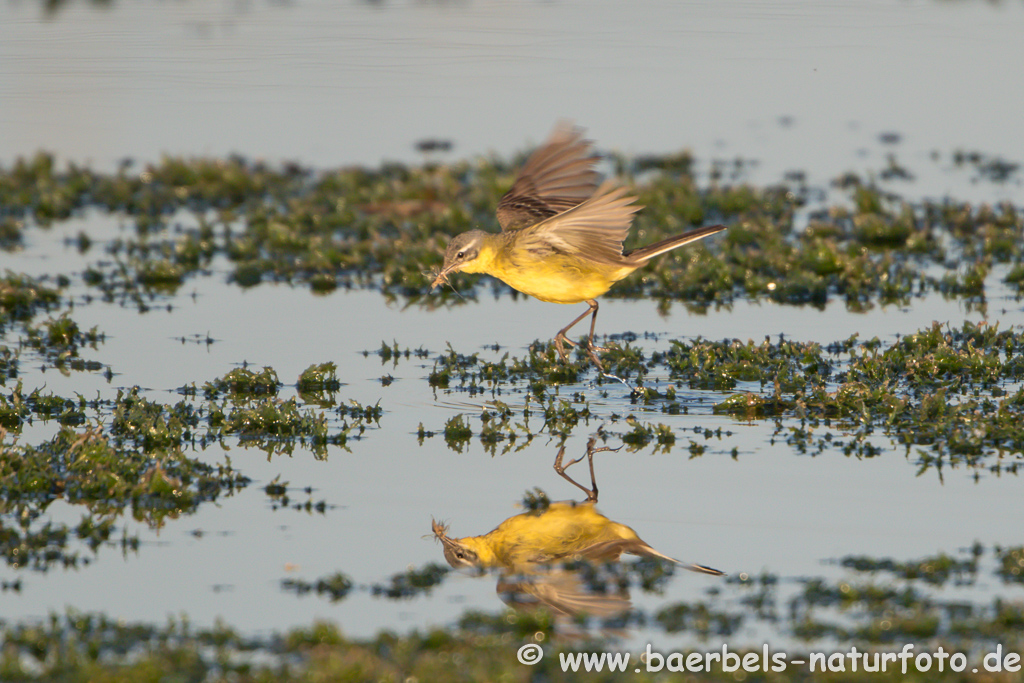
497, 122, 602, 232
581, 539, 725, 576
497, 570, 631, 619
511, 182, 642, 267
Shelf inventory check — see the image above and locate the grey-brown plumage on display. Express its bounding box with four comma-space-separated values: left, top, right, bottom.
496, 121, 601, 232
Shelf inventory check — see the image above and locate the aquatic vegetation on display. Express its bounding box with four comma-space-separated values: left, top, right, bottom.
3, 147, 1021, 316
263, 476, 329, 514
442, 414, 473, 452
296, 361, 341, 393
655, 601, 744, 637
110, 387, 200, 450
371, 562, 450, 599
0, 273, 60, 327
4, 543, 1024, 681
2, 140, 1024, 681
835, 550, 979, 586
620, 417, 676, 452
282, 572, 354, 602
413, 318, 1024, 473
0, 425, 250, 569
996, 546, 1024, 584
207, 397, 330, 457
203, 366, 281, 399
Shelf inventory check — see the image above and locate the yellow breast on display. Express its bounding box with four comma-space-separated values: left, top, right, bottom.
491, 249, 634, 304
480, 502, 635, 566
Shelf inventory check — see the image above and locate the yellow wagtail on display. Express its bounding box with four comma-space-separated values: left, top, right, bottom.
431, 122, 727, 366
432, 438, 723, 575
432, 502, 723, 574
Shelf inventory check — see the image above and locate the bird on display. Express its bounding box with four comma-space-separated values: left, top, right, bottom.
431, 122, 727, 369
432, 437, 723, 576
432, 501, 723, 575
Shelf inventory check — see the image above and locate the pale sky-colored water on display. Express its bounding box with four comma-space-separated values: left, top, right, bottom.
3, 0, 1023, 200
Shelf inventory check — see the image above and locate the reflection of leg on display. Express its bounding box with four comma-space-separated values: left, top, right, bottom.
553, 444, 594, 501
554, 436, 617, 502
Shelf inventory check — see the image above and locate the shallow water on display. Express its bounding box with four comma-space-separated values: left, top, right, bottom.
2, 249, 1021, 647
4, 0, 1024, 199
2, 0, 1024, 657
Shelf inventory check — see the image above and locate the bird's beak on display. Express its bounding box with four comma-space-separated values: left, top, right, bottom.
431, 519, 456, 546
430, 264, 454, 291
432, 519, 473, 568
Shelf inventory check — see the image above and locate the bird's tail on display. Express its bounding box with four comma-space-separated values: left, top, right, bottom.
635, 543, 726, 576
625, 224, 727, 263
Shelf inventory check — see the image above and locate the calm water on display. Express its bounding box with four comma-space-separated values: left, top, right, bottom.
2, 0, 1024, 651
4, 0, 1024, 196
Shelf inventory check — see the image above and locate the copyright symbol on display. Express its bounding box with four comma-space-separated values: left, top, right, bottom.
517, 643, 543, 665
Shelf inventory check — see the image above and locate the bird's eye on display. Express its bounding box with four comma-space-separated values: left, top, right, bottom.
455, 551, 464, 559
456, 251, 465, 259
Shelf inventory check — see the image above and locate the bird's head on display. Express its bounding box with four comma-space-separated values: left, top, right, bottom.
431, 230, 488, 290
431, 518, 484, 569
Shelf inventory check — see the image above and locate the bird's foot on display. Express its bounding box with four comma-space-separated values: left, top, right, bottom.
553, 333, 577, 362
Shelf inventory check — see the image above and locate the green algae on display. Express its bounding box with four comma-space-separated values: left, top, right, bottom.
7, 546, 1024, 680
414, 318, 1024, 475
2, 141, 1024, 681
0, 425, 249, 570
997, 546, 1024, 584
203, 366, 281, 399
0, 273, 60, 328
371, 562, 450, 599
4, 147, 1022, 316
281, 572, 354, 602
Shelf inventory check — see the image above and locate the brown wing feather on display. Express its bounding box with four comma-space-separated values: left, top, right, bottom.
496, 121, 602, 231
512, 182, 643, 266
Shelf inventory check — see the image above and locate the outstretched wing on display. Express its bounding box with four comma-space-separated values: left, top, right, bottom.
496, 121, 602, 231
512, 182, 642, 266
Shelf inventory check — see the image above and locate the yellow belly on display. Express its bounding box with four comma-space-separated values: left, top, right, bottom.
489, 253, 633, 304
485, 502, 631, 566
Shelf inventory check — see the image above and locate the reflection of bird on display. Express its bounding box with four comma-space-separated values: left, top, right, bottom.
432, 501, 722, 575
431, 122, 727, 367
496, 570, 632, 619
432, 438, 723, 619
433, 436, 723, 575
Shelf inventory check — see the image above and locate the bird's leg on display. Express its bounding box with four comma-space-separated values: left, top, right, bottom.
553, 302, 596, 360
585, 300, 610, 355
554, 300, 610, 373
553, 436, 619, 503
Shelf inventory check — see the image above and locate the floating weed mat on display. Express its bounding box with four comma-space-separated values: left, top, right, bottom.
4, 547, 1024, 682
0, 362, 376, 572
419, 320, 1024, 476
0, 425, 250, 571
278, 541, 1024, 655
2, 362, 378, 453
0, 275, 111, 385
0, 273, 61, 328
2, 150, 1022, 311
